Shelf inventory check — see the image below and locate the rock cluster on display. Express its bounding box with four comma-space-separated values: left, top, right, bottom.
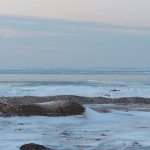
0, 100, 85, 117
1, 95, 150, 116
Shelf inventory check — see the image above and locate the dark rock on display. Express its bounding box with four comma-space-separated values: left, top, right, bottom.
101, 134, 107, 136
111, 89, 121, 92
20, 143, 52, 150
1, 95, 150, 105
15, 128, 21, 131
104, 94, 111, 97
95, 138, 101, 141
59, 131, 71, 137
1, 95, 150, 117
17, 123, 24, 125
0, 100, 85, 117
50, 101, 85, 116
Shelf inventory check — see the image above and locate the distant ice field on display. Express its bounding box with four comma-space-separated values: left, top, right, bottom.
0, 70, 150, 98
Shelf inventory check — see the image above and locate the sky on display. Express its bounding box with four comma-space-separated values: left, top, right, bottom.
0, 0, 150, 27
0, 0, 150, 68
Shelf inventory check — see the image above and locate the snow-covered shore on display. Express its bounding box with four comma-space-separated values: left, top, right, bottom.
0, 105, 150, 150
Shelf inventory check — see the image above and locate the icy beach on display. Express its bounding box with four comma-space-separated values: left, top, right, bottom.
0, 103, 150, 150
0, 68, 150, 149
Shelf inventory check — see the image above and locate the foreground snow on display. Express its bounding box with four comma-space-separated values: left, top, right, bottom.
0, 106, 150, 150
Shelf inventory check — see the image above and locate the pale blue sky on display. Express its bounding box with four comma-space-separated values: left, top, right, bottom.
0, 0, 150, 27
0, 1, 150, 68
0, 15, 150, 68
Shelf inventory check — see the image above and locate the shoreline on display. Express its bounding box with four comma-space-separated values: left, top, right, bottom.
1, 95, 150, 104
0, 95, 150, 150
0, 95, 150, 117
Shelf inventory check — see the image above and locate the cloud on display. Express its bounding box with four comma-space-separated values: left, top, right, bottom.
0, 29, 17, 38
0, 15, 150, 68
67, 24, 150, 36
0, 28, 77, 38
83, 28, 150, 35
1, 15, 150, 40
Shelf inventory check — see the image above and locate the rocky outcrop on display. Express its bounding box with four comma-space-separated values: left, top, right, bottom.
1, 95, 150, 105
20, 143, 53, 150
0, 95, 150, 116
0, 100, 85, 117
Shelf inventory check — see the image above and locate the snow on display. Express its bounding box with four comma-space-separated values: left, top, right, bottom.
0, 106, 150, 150
1, 80, 150, 98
